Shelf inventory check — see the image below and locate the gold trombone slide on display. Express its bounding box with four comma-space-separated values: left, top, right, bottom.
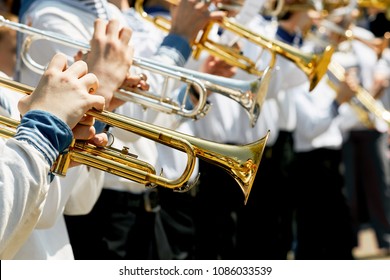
0, 76, 269, 204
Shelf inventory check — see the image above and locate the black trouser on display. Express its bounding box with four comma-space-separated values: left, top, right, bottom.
158, 188, 197, 260
193, 156, 244, 260
65, 188, 170, 260
342, 130, 390, 249
291, 148, 354, 260
236, 131, 295, 260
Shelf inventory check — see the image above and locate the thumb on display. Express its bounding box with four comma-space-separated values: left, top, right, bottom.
17, 95, 31, 116
88, 95, 106, 112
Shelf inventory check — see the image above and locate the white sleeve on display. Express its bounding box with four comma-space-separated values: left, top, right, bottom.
293, 80, 337, 140
0, 139, 51, 259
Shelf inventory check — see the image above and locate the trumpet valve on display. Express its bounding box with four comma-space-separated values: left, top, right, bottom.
121, 146, 138, 158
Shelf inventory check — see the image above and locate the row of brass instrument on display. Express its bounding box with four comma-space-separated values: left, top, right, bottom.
0, 10, 283, 204
135, 0, 390, 126
1, 0, 389, 203
259, 0, 390, 126
0, 16, 266, 126
0, 75, 268, 204
0, 9, 333, 125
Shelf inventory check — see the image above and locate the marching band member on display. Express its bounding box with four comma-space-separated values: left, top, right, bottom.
14, 0, 136, 258
0, 53, 105, 259
336, 13, 390, 255
311, 4, 390, 255
189, 0, 312, 259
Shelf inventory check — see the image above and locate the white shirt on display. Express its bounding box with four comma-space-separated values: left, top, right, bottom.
0, 137, 52, 259
13, 166, 104, 260
373, 47, 390, 127
293, 78, 343, 152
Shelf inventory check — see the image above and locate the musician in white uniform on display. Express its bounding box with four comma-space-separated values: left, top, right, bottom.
290, 69, 356, 259
190, 0, 314, 259
13, 0, 134, 259
0, 53, 105, 259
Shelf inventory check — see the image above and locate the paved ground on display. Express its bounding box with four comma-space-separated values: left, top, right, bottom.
353, 228, 390, 260
286, 227, 390, 260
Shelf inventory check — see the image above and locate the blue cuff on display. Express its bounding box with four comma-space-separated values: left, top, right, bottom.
156, 34, 192, 66
331, 100, 340, 117
177, 85, 195, 110
94, 120, 106, 134
15, 110, 73, 166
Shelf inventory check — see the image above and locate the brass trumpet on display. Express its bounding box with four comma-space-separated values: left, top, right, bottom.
0, 76, 269, 204
317, 17, 390, 58
262, 0, 390, 17
0, 16, 266, 127
308, 3, 390, 126
135, 0, 334, 91
327, 61, 390, 126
